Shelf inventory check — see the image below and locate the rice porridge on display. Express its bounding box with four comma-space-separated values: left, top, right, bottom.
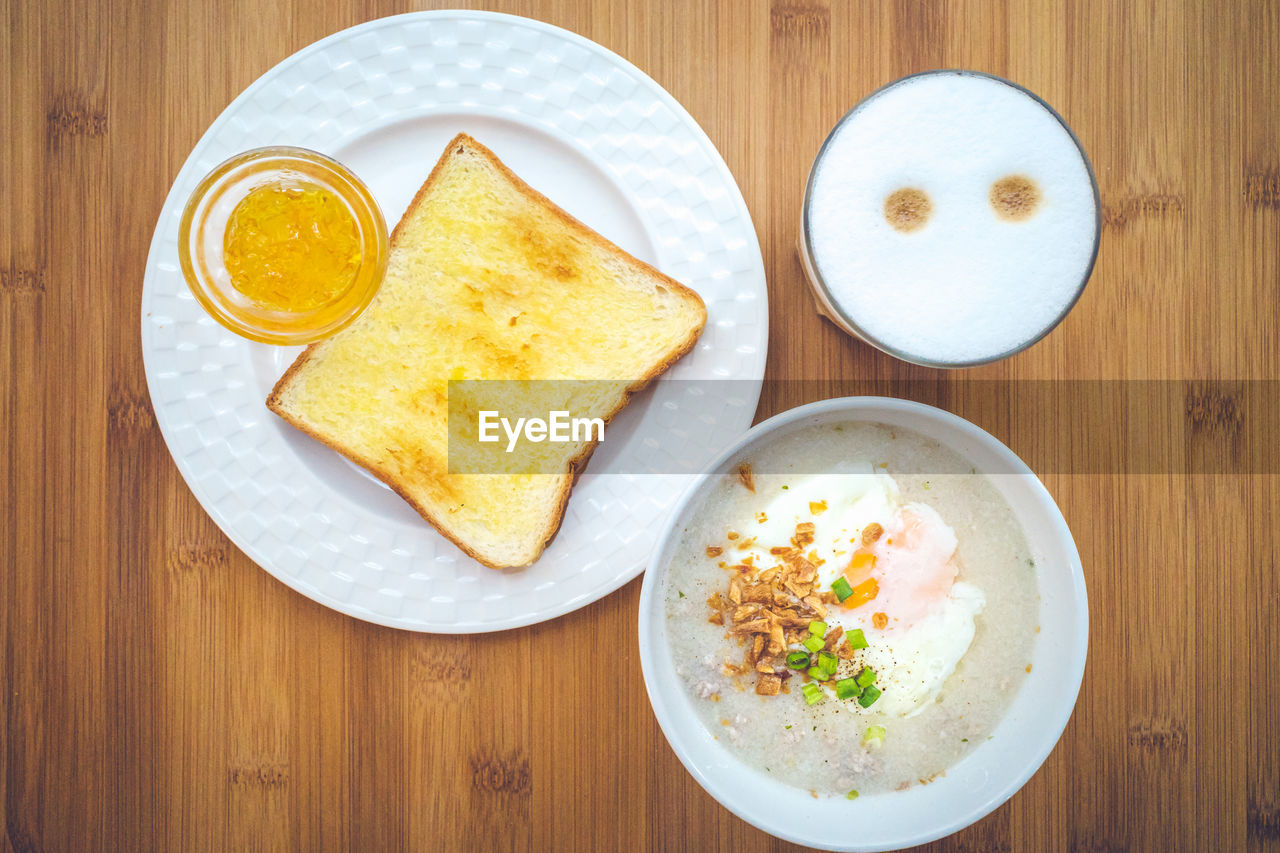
661, 421, 1039, 797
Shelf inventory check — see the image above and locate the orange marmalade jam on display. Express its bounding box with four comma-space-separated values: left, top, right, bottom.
179, 147, 387, 345
223, 180, 362, 312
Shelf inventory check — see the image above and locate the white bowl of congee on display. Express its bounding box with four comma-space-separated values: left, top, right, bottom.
637, 397, 1087, 850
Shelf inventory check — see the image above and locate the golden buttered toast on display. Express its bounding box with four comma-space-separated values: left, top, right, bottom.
268, 134, 706, 568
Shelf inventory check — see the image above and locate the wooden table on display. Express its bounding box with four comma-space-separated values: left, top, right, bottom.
4, 1, 1277, 850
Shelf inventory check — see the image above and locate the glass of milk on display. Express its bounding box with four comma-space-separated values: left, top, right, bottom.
798, 70, 1100, 367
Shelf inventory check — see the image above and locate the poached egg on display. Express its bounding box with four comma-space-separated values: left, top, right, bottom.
735, 463, 984, 717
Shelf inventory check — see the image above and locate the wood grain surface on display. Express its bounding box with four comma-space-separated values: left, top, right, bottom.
3, 0, 1278, 850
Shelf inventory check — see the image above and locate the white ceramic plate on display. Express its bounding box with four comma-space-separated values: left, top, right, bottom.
639, 398, 1088, 851
141, 11, 767, 632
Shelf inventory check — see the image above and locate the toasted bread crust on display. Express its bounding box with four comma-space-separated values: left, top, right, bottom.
267, 133, 706, 568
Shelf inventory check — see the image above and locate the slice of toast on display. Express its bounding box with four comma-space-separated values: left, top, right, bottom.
267, 134, 706, 568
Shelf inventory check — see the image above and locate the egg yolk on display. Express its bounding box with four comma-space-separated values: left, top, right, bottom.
852, 507, 960, 629
841, 552, 880, 608
223, 180, 362, 312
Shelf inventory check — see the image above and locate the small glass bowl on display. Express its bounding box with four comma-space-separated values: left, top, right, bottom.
178, 146, 388, 346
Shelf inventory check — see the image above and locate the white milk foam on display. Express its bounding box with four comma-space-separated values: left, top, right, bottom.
807, 72, 1097, 364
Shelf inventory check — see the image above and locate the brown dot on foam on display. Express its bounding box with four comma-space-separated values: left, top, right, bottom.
884, 188, 932, 233
990, 175, 1042, 221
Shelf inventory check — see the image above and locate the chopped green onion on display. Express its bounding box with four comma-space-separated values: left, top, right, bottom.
846, 789, 859, 800
863, 725, 886, 747
858, 685, 882, 708
807, 666, 830, 681
817, 651, 838, 674
801, 683, 824, 705
855, 667, 876, 689
847, 628, 868, 650
808, 620, 828, 637
802, 635, 825, 654
785, 651, 810, 670
832, 576, 853, 602
835, 677, 861, 700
